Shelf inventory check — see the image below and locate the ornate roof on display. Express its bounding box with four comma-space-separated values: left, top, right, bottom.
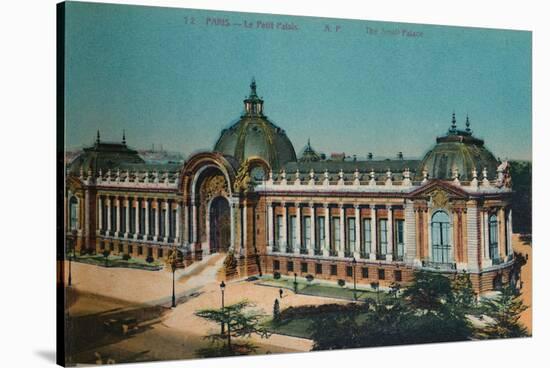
67, 131, 145, 175
417, 113, 499, 180
213, 79, 297, 170
298, 139, 322, 162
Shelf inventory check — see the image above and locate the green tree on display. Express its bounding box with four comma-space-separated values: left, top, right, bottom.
402, 271, 454, 314
479, 284, 529, 338
452, 271, 477, 314
194, 300, 270, 357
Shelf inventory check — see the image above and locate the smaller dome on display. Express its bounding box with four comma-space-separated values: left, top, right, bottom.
68, 131, 144, 175
299, 139, 321, 162
418, 114, 499, 181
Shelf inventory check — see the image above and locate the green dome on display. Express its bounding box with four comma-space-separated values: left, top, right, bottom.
418, 114, 499, 181
214, 80, 297, 169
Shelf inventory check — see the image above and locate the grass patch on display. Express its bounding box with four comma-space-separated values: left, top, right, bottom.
73, 254, 163, 271
258, 276, 387, 302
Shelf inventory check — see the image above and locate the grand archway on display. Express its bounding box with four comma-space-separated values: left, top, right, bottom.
209, 196, 231, 253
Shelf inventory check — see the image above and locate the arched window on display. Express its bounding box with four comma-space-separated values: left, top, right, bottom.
69, 196, 78, 231
431, 210, 451, 263
489, 214, 499, 260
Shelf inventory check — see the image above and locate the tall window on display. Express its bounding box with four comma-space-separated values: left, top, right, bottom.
489, 214, 499, 260
332, 217, 341, 250
362, 218, 371, 254
289, 215, 297, 248
120, 205, 126, 234
394, 219, 404, 259
170, 209, 176, 238
378, 219, 388, 255
160, 209, 165, 237
303, 216, 311, 248
130, 207, 136, 234
102, 201, 108, 230
110, 202, 116, 231
431, 211, 451, 263
347, 218, 356, 251
275, 215, 283, 247
139, 207, 146, 234
317, 217, 325, 248
69, 197, 78, 230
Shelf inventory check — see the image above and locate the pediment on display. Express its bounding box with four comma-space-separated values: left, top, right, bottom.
408, 179, 469, 200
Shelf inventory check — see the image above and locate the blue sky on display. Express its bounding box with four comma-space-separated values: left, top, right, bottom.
65, 1, 532, 160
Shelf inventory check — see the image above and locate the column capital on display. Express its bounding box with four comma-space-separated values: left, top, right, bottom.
338, 203, 345, 209
386, 204, 393, 210
309, 202, 315, 208
323, 203, 329, 209
354, 204, 360, 210
369, 204, 376, 210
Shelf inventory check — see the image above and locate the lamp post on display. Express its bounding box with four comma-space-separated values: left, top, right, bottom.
220, 281, 226, 335
352, 257, 357, 301
293, 272, 298, 294
68, 230, 76, 287
169, 249, 178, 308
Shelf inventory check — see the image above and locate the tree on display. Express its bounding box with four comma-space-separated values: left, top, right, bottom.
272, 299, 281, 324
478, 284, 529, 339
452, 271, 477, 314
389, 282, 401, 300
194, 300, 271, 357
402, 271, 454, 314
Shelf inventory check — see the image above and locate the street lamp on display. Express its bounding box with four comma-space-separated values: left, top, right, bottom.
169, 249, 178, 308
68, 230, 76, 287
220, 281, 226, 335
293, 272, 298, 294
352, 257, 357, 301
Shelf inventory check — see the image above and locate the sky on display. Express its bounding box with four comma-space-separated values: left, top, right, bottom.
64, 1, 532, 161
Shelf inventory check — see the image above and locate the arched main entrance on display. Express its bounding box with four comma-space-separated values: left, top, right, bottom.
209, 196, 231, 253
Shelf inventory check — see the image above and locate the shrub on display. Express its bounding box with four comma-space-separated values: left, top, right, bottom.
122, 253, 131, 261
146, 255, 154, 263
273, 272, 281, 279
273, 299, 281, 323
305, 274, 314, 282
337, 279, 346, 287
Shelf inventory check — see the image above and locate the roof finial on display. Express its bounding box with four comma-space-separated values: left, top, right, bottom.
465, 114, 471, 133
122, 129, 126, 144
451, 111, 457, 131
96, 130, 101, 144
250, 77, 257, 97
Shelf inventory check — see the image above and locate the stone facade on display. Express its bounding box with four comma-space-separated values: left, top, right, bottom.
65, 81, 516, 295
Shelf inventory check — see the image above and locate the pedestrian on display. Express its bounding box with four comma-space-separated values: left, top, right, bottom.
279, 288, 283, 299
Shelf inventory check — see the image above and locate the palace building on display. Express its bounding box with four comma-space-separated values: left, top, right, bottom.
65, 79, 516, 294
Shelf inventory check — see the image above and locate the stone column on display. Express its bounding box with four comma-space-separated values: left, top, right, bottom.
482, 209, 490, 265
498, 207, 506, 259
144, 198, 149, 238
230, 199, 236, 251
241, 201, 247, 256
97, 195, 103, 234
154, 198, 160, 241
507, 208, 513, 257
354, 204, 361, 258
124, 197, 130, 238
175, 201, 180, 244
281, 202, 287, 252
309, 202, 316, 256
404, 200, 417, 264
370, 205, 377, 260
182, 202, 189, 245
85, 190, 90, 247
295, 204, 301, 254
386, 205, 393, 261
267, 201, 274, 252
115, 197, 121, 236
134, 197, 140, 239
339, 204, 345, 257
191, 200, 197, 244
106, 197, 112, 233
165, 200, 170, 243
323, 204, 330, 257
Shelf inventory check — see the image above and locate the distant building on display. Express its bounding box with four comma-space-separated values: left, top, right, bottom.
66, 80, 515, 293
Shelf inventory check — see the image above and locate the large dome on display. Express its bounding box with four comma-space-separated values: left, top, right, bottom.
214, 80, 297, 169
418, 114, 499, 181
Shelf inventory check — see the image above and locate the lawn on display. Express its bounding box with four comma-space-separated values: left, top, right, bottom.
72, 254, 164, 271
257, 276, 387, 302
